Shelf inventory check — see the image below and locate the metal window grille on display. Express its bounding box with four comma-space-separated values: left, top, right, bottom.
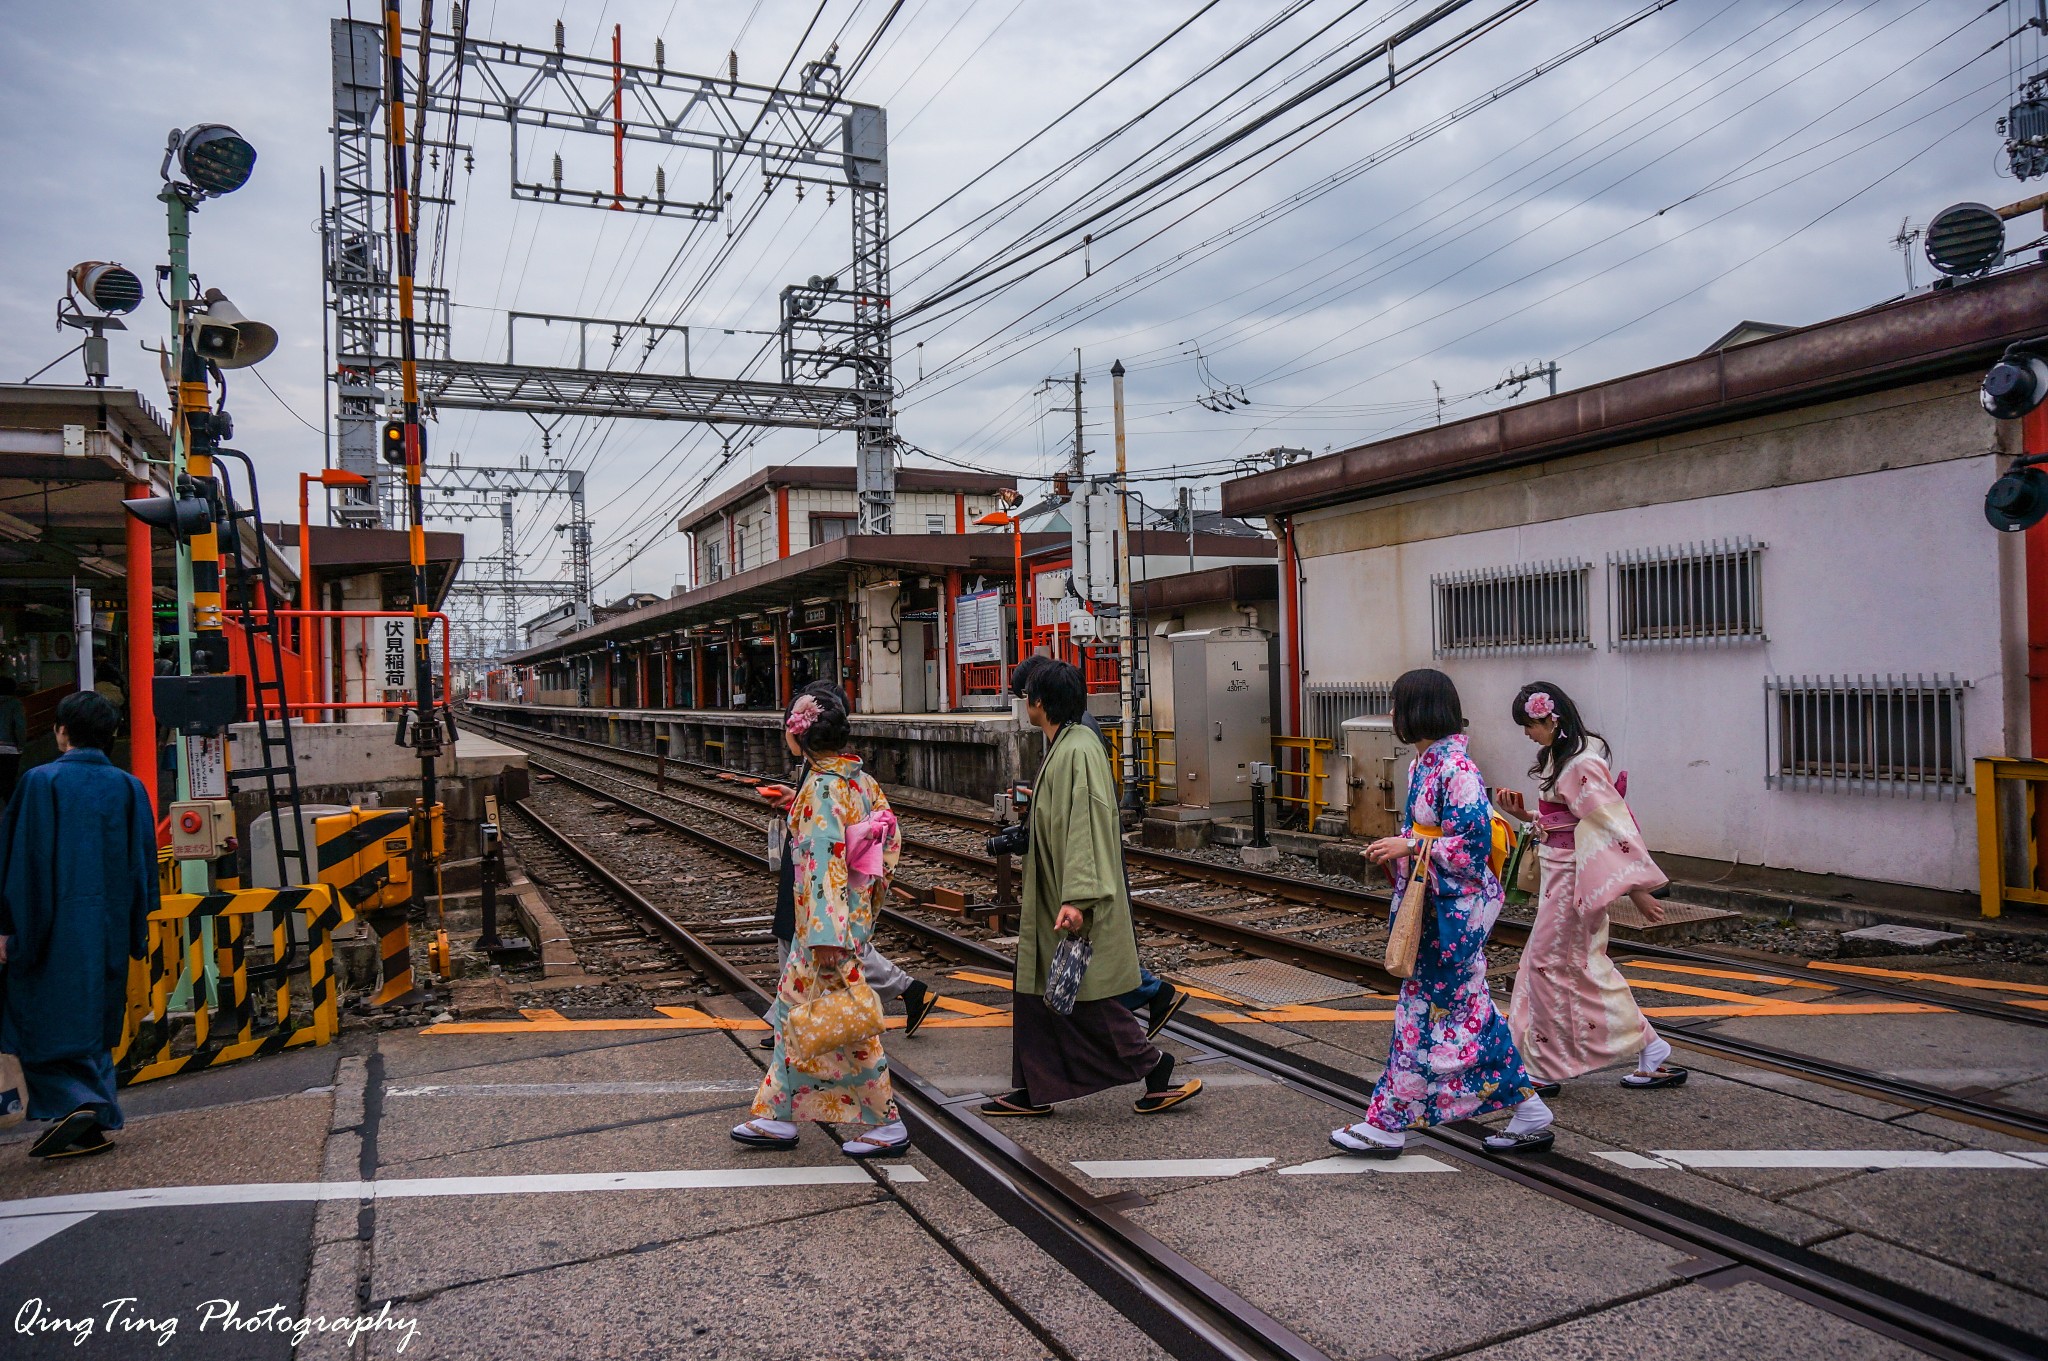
1306, 681, 1394, 743
1763, 674, 1970, 799
1609, 537, 1764, 649
1431, 559, 1590, 656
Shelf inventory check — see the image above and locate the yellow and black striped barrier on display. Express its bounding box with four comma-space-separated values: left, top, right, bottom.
114, 882, 351, 1086
313, 803, 444, 1007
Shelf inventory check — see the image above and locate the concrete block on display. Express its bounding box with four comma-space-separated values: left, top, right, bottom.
1209, 821, 1252, 848
1318, 841, 1386, 887
1240, 844, 1282, 867
1140, 816, 1206, 850
1841, 922, 1966, 955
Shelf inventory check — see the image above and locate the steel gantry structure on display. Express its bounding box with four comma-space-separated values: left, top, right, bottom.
324, 10, 899, 580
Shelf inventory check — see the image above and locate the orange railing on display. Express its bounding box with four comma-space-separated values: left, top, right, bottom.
268, 610, 453, 721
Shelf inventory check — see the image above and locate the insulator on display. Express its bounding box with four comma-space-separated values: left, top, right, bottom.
826, 186, 834, 205
655, 166, 666, 199
555, 19, 565, 51
655, 37, 665, 69
552, 154, 563, 188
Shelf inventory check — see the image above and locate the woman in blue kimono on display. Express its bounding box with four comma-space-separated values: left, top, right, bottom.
1330, 669, 1553, 1157
0, 691, 158, 1159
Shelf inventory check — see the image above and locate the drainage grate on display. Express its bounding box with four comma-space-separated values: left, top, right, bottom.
1173, 958, 1358, 1007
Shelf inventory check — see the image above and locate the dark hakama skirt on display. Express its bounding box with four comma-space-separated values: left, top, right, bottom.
1012, 994, 1160, 1104
22, 1051, 124, 1129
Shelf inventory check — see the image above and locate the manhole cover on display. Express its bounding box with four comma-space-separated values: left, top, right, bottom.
1173, 958, 1356, 1007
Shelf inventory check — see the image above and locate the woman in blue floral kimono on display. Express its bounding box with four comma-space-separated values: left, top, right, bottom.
732, 689, 908, 1158
1330, 669, 1553, 1157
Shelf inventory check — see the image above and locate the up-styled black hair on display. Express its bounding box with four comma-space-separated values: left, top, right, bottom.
56, 690, 118, 751
1009, 653, 1055, 697
789, 681, 852, 755
1390, 668, 1465, 745
1025, 658, 1088, 726
1511, 680, 1602, 793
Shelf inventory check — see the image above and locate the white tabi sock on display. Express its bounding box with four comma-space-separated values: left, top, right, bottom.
1331, 1121, 1407, 1150
1637, 1034, 1672, 1075
1505, 1093, 1552, 1135
848, 1120, 906, 1149
742, 1118, 798, 1140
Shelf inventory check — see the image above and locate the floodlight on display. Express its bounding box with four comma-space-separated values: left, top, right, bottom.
163, 124, 257, 197
1982, 351, 2048, 421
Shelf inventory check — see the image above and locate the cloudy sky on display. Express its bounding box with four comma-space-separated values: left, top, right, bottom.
1, 0, 2037, 637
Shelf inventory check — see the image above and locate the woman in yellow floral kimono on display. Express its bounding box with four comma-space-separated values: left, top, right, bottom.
732, 689, 907, 1158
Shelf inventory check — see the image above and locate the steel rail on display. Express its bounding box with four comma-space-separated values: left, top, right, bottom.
506, 792, 1334, 1361
472, 714, 2048, 1031
514, 785, 2040, 1361
521, 749, 2048, 1144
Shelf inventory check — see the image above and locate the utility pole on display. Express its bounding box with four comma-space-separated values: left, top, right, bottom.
1111, 360, 1137, 811
1071, 347, 1086, 482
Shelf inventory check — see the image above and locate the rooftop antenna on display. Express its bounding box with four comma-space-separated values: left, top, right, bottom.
1892, 217, 1922, 292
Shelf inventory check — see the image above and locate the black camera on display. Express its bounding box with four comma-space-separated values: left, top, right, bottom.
986, 822, 1030, 858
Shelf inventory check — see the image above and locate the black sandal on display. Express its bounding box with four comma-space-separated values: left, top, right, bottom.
1482, 1126, 1555, 1154
45, 1129, 113, 1159
903, 983, 940, 1039
978, 1091, 1052, 1118
1531, 1081, 1561, 1099
1621, 1066, 1689, 1089
29, 1108, 98, 1159
729, 1120, 800, 1150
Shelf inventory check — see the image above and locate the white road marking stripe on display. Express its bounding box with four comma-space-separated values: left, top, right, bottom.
0, 1212, 95, 1267
1278, 1155, 1457, 1175
0, 1165, 924, 1220
384, 1080, 758, 1098
1619, 1150, 2041, 1170
1071, 1158, 1274, 1179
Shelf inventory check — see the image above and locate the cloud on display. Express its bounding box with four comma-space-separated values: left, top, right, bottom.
0, 0, 2023, 638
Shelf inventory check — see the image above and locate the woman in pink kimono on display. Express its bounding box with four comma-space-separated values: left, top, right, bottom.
1493, 682, 1685, 1142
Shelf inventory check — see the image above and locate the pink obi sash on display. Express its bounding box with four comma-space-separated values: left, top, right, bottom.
1535, 771, 1626, 849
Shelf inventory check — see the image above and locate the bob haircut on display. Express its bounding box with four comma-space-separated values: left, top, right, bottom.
56, 690, 119, 751
1389, 667, 1465, 745
1025, 658, 1089, 726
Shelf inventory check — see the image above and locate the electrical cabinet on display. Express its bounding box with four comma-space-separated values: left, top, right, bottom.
1169, 626, 1272, 818
1343, 716, 1415, 839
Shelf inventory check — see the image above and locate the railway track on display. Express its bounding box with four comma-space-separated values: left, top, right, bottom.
495, 742, 2044, 1361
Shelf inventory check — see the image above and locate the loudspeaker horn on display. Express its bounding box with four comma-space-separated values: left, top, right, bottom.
191, 287, 278, 369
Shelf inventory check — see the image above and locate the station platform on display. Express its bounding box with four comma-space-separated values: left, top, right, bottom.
4, 962, 2043, 1359
466, 699, 1038, 803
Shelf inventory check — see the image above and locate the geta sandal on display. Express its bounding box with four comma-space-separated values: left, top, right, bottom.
1482, 1126, 1555, 1154
729, 1119, 800, 1150
29, 1108, 98, 1159
1620, 1066, 1688, 1089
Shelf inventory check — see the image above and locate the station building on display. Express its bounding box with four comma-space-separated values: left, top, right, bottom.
1222, 262, 2048, 908
476, 463, 1276, 800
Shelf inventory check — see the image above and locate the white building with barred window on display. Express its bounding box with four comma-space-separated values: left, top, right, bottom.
1222, 264, 2048, 904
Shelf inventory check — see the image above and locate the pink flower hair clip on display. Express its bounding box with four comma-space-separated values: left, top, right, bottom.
785, 695, 822, 738
1524, 691, 1557, 720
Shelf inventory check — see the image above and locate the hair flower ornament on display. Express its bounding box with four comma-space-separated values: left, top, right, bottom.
785, 695, 822, 737
1524, 691, 1557, 720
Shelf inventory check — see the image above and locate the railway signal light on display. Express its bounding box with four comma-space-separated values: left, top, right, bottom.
1983, 337, 2048, 532
381, 421, 409, 466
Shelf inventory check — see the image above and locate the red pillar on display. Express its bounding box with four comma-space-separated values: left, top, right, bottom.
126, 480, 157, 815
2029, 406, 2048, 760
776, 487, 791, 559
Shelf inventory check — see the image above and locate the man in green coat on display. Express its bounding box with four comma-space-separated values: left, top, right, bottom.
980, 660, 1202, 1118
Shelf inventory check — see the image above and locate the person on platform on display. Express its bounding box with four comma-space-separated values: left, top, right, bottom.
1492, 682, 1685, 1119
0, 678, 25, 806
982, 660, 1201, 1118
733, 687, 910, 1158
755, 682, 940, 1051
1007, 656, 1184, 1040
0, 691, 158, 1159
1329, 668, 1550, 1157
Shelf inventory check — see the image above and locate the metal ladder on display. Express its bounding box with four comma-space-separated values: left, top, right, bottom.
211, 452, 311, 890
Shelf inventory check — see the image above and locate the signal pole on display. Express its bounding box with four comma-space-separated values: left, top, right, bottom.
1111, 360, 1138, 811
1071, 348, 1086, 482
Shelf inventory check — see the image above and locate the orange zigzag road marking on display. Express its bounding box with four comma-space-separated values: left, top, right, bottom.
1805, 960, 2048, 998
1624, 961, 1836, 990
